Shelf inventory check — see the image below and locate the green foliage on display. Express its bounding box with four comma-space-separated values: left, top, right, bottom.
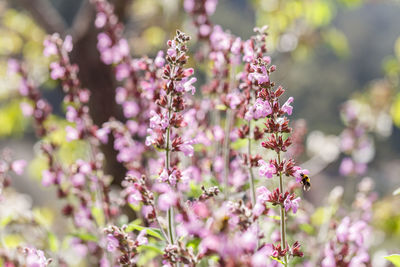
91, 206, 106, 227
125, 222, 165, 240
392, 93, 400, 128
0, 99, 28, 137
322, 28, 350, 58
384, 254, 400, 267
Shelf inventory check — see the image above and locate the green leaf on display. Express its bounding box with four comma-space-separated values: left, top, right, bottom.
71, 232, 98, 242
138, 244, 163, 254
393, 187, 400, 196
48, 232, 59, 252
125, 222, 164, 240
270, 256, 284, 264
299, 223, 315, 235
91, 206, 105, 227
384, 254, 400, 267
0, 215, 13, 228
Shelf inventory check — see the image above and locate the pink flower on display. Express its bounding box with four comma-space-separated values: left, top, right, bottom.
7, 59, 20, 74
50, 62, 65, 80
176, 77, 197, 95
192, 202, 209, 218
127, 189, 142, 205
158, 191, 177, 211
281, 97, 294, 115
122, 101, 139, 118
243, 40, 254, 62
284, 196, 301, 213
226, 92, 241, 109
96, 127, 110, 144
63, 35, 73, 53
154, 51, 165, 68
20, 102, 34, 117
248, 65, 269, 85
252, 244, 274, 267
178, 141, 194, 157
43, 39, 57, 57
258, 160, 276, 179
106, 234, 119, 252
95, 12, 107, 28
231, 37, 242, 55
42, 170, 56, 187
115, 87, 127, 104
19, 80, 29, 96
205, 0, 218, 15
97, 33, 112, 51
72, 173, 85, 187
253, 98, 272, 119
66, 106, 78, 122
339, 157, 354, 176
292, 166, 309, 183
78, 89, 90, 103
66, 126, 79, 141
24, 247, 49, 267
183, 0, 195, 12
137, 230, 148, 246
115, 63, 130, 81
11, 160, 26, 175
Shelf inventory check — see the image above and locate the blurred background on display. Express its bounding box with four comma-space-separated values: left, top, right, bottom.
1, 0, 400, 259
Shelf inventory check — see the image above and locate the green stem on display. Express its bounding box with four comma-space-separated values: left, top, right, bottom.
247, 120, 256, 206
167, 207, 174, 244
223, 109, 233, 195
165, 94, 175, 244
277, 152, 288, 267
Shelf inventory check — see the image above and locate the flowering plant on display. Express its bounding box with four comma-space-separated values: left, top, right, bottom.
1, 0, 396, 266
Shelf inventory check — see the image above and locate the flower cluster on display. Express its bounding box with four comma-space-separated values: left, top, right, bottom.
0, 0, 382, 266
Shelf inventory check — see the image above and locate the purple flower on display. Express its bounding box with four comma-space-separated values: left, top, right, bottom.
20, 102, 34, 117
226, 92, 241, 109
258, 160, 276, 179
281, 97, 294, 115
127, 189, 142, 205
154, 51, 165, 67
284, 196, 301, 213
205, 0, 218, 15
176, 77, 197, 95
248, 65, 269, 84
179, 140, 194, 157
41, 170, 56, 187
115, 63, 131, 81
251, 244, 274, 267
96, 127, 110, 144
243, 40, 254, 62
158, 190, 177, 211
72, 173, 85, 187
106, 234, 119, 252
11, 160, 26, 175
253, 98, 272, 119
183, 0, 195, 12
7, 59, 20, 74
63, 35, 73, 53
95, 12, 107, 28
43, 38, 57, 57
122, 101, 139, 118
66, 126, 79, 141
292, 166, 309, 183
66, 106, 78, 122
137, 229, 148, 246
231, 37, 242, 55
50, 62, 65, 80
339, 157, 354, 176
24, 247, 49, 267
